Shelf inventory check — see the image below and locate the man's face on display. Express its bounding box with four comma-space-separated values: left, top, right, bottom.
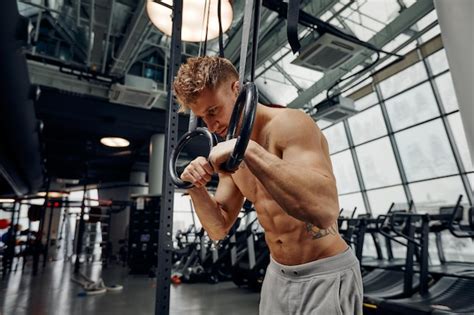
189, 80, 239, 138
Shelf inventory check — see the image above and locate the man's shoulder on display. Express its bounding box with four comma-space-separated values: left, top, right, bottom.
268, 108, 315, 132
264, 108, 319, 148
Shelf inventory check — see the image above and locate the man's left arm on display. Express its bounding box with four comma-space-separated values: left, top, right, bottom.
243, 111, 339, 229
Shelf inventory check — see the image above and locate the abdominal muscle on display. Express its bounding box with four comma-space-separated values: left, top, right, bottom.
254, 198, 348, 266
232, 170, 348, 266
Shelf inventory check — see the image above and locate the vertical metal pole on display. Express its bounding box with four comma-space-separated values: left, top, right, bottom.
43, 198, 55, 268
155, 0, 182, 313
419, 215, 429, 295
385, 236, 394, 260
355, 219, 366, 262
4, 201, 19, 274
403, 216, 415, 296
74, 184, 88, 274
371, 233, 384, 260
37, 179, 51, 272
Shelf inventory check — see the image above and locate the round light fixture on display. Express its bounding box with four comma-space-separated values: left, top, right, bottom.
146, 0, 233, 42
100, 137, 130, 148
37, 192, 69, 198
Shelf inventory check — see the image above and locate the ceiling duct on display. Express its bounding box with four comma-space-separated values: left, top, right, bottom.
109, 74, 165, 109
310, 96, 357, 123
292, 32, 364, 72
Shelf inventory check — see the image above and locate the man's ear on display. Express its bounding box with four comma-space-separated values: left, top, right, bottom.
232, 80, 240, 96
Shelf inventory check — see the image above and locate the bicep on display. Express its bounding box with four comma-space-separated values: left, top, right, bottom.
214, 174, 245, 227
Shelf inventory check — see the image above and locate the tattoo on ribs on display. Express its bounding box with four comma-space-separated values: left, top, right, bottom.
305, 222, 338, 240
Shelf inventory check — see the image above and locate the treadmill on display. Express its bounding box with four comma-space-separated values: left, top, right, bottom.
378, 196, 474, 315
362, 203, 415, 270
363, 211, 430, 311
428, 198, 474, 277
379, 275, 474, 315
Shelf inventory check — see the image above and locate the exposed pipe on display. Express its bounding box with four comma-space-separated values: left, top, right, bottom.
123, 23, 153, 74
77, 0, 81, 27
110, 2, 146, 71
101, 0, 115, 73
110, 36, 126, 63
87, 0, 95, 68
32, 10, 43, 55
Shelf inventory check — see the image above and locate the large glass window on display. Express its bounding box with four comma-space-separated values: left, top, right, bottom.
379, 62, 428, 99
356, 138, 401, 189
349, 106, 387, 145
255, 77, 298, 105
396, 119, 458, 181
367, 186, 407, 216
338, 192, 366, 215
427, 49, 449, 76
322, 122, 349, 154
317, 120, 333, 130
434, 72, 459, 113
354, 92, 378, 111
409, 176, 468, 213
384, 82, 439, 131
174, 193, 201, 236
330, 150, 360, 194
448, 113, 473, 172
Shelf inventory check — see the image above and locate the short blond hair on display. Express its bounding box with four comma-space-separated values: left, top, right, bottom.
173, 56, 239, 112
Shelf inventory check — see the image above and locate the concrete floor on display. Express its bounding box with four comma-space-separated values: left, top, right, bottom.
0, 260, 260, 315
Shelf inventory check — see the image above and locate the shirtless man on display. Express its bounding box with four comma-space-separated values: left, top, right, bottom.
174, 56, 363, 314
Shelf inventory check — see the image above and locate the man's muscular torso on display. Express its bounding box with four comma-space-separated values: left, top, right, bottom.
229, 107, 348, 265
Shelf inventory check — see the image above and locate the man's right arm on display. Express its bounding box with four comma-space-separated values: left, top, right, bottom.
181, 157, 244, 240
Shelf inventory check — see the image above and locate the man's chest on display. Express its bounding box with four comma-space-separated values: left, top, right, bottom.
230, 134, 281, 201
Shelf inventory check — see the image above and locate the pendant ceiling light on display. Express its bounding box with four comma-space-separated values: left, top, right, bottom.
100, 137, 130, 148
146, 0, 233, 42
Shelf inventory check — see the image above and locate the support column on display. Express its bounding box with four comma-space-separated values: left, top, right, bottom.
98, 186, 130, 257
149, 134, 165, 195
129, 171, 148, 196
434, 0, 474, 160
42, 202, 63, 263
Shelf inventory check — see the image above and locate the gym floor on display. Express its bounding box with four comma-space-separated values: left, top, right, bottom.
0, 261, 260, 315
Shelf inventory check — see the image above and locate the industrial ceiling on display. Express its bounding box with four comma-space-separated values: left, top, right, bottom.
0, 0, 438, 195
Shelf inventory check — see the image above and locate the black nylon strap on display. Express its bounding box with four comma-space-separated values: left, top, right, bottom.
218, 0, 225, 57
287, 0, 301, 54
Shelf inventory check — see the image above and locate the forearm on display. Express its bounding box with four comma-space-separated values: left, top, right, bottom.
187, 187, 230, 240
244, 142, 338, 228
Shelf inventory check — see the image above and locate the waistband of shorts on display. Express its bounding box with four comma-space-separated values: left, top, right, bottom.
268, 247, 358, 279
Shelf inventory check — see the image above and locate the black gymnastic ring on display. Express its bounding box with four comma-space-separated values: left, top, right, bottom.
222, 82, 258, 172
169, 82, 258, 188
169, 128, 218, 189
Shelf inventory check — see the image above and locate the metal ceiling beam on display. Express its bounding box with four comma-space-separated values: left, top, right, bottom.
28, 60, 168, 110
29, 60, 110, 98
271, 59, 303, 93
287, 0, 434, 108
108, 0, 151, 77
329, 7, 356, 36
224, 6, 275, 63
